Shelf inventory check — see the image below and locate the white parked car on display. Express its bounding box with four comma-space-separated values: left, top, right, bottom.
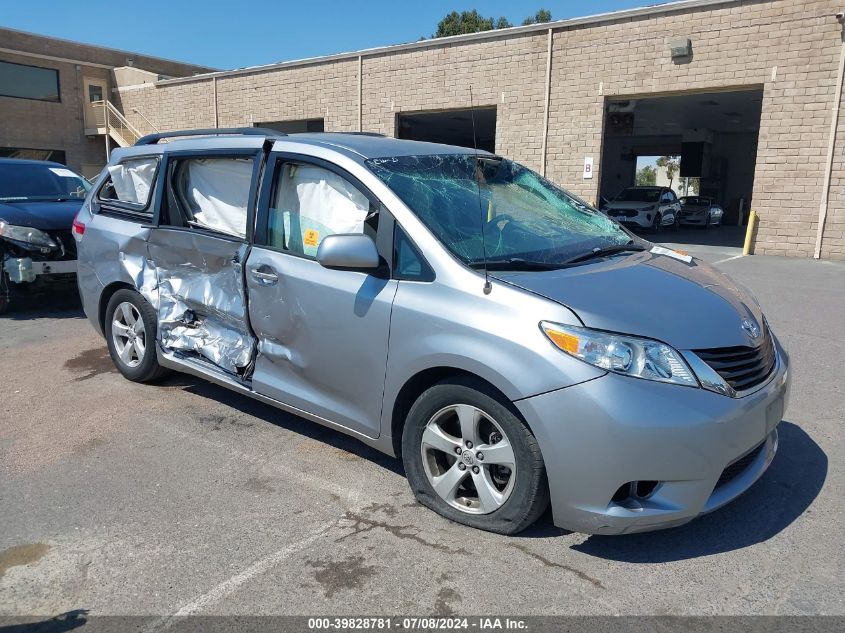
603, 187, 680, 233
679, 196, 724, 228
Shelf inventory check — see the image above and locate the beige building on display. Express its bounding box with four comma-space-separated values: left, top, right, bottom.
0, 27, 213, 178
4, 0, 845, 259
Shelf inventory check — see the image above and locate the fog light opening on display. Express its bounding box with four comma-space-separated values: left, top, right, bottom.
611, 480, 661, 508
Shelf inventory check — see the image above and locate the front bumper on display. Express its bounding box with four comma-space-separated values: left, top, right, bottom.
515, 337, 790, 535
680, 214, 706, 225
609, 214, 650, 228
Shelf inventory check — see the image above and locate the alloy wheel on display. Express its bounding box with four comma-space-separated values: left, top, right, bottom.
420, 404, 517, 515
111, 302, 146, 368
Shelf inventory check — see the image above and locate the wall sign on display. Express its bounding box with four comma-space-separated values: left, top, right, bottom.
583, 157, 594, 179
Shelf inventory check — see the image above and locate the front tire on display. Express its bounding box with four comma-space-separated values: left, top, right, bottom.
651, 213, 663, 234
105, 289, 169, 382
402, 377, 549, 534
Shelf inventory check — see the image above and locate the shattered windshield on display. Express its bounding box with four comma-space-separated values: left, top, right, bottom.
0, 163, 91, 202
366, 154, 631, 265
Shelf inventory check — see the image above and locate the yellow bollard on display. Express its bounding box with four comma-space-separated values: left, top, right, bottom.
742, 209, 757, 256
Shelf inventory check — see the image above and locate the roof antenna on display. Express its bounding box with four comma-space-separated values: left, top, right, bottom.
469, 85, 492, 295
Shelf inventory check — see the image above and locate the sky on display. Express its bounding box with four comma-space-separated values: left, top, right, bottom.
3, 0, 654, 70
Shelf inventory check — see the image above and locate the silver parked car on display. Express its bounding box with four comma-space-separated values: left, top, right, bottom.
679, 195, 724, 228
603, 186, 681, 232
75, 129, 789, 535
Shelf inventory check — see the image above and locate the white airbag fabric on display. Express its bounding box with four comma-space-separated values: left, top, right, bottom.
271, 163, 369, 256
107, 158, 157, 204
185, 158, 252, 238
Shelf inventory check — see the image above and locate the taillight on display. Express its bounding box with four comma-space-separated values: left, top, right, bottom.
72, 216, 86, 242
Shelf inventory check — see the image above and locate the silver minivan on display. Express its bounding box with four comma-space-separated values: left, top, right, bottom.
75, 129, 789, 535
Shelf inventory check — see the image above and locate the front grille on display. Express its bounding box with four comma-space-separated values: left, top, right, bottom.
715, 441, 764, 489
609, 209, 639, 218
694, 327, 776, 392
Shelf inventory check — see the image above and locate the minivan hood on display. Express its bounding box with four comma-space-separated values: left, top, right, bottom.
0, 200, 83, 231
494, 250, 764, 350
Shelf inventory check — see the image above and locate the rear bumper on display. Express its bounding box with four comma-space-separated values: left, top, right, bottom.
515, 337, 790, 535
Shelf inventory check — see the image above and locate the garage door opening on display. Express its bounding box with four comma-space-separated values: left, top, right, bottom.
255, 119, 324, 134
600, 88, 763, 250
397, 108, 496, 153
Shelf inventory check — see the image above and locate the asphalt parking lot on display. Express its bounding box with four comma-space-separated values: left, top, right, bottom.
1, 249, 843, 618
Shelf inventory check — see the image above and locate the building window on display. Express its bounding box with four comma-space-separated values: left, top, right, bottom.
0, 60, 61, 102
0, 147, 66, 164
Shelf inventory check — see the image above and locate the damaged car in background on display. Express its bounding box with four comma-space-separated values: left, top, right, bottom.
0, 158, 90, 313
76, 129, 789, 536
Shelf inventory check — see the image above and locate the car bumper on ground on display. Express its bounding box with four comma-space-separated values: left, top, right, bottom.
3, 255, 77, 281
515, 337, 790, 535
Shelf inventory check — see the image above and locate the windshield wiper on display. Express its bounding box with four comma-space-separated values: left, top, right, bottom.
469, 258, 567, 271
563, 242, 646, 265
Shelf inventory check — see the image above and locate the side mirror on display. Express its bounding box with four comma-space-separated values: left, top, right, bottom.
316, 234, 381, 271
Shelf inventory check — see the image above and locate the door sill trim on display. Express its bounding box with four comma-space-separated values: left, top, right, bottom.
157, 348, 381, 444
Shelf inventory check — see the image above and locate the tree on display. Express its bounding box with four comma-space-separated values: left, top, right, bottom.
434, 10, 510, 37
433, 9, 551, 37
636, 165, 657, 186
522, 9, 552, 26
656, 155, 680, 189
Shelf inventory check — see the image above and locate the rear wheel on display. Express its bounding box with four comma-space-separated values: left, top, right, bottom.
105, 289, 170, 382
402, 377, 549, 534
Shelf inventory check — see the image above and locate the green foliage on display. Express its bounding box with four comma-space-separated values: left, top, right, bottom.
656, 155, 680, 188
522, 9, 552, 26
636, 165, 657, 186
434, 9, 551, 37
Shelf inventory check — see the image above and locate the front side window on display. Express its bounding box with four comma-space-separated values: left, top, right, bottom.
163, 157, 254, 238
267, 162, 378, 258
0, 162, 90, 202
366, 154, 630, 266
0, 61, 60, 102
99, 157, 158, 208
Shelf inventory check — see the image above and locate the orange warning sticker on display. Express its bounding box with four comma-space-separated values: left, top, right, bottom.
303, 229, 319, 247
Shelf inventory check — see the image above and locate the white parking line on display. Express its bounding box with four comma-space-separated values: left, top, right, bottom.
712, 254, 745, 265
144, 521, 337, 630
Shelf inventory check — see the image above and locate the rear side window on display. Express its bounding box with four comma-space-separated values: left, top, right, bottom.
98, 157, 158, 210
162, 157, 254, 239
266, 162, 378, 258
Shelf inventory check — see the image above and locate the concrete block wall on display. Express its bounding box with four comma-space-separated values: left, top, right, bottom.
114, 0, 845, 259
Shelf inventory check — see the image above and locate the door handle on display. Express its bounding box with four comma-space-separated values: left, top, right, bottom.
250, 267, 279, 285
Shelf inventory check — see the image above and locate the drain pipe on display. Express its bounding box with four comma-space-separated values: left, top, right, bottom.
814, 13, 845, 258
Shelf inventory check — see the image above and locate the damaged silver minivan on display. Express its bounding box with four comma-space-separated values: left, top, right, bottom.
76, 129, 789, 535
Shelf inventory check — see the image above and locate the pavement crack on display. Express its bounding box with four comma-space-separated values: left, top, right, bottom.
509, 543, 604, 589
336, 509, 470, 556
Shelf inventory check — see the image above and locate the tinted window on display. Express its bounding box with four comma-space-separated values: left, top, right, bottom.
0, 148, 66, 164
0, 162, 90, 201
0, 61, 60, 102
615, 188, 661, 203
163, 157, 254, 238
394, 226, 433, 281
681, 196, 711, 206
266, 162, 378, 258
98, 157, 158, 212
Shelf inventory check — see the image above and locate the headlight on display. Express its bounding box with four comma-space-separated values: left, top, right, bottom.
540, 322, 699, 387
0, 219, 57, 248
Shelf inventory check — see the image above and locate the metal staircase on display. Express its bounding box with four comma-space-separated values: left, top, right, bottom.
90, 100, 148, 147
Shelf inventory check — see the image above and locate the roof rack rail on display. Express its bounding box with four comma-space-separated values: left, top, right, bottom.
331, 132, 386, 137
135, 127, 286, 146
